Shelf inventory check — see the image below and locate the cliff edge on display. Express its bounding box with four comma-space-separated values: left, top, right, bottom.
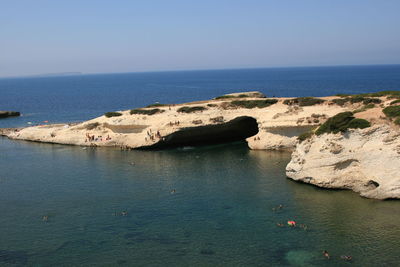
286, 125, 400, 199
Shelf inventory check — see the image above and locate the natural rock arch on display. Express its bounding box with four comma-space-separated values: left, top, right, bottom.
138, 116, 259, 149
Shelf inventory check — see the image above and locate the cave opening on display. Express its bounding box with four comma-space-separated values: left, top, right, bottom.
139, 116, 259, 150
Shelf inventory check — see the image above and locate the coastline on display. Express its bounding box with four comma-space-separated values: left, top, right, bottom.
2, 91, 400, 199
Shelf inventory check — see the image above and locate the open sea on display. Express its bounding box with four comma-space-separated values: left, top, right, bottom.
1, 65, 400, 266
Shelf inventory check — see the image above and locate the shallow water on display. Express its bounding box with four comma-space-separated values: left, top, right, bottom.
1, 137, 399, 266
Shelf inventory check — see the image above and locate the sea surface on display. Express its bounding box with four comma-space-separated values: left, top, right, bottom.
1, 65, 400, 266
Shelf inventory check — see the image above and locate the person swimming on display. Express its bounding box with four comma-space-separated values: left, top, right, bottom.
323, 250, 330, 259
340, 255, 352, 261
287, 220, 296, 227
170, 189, 176, 194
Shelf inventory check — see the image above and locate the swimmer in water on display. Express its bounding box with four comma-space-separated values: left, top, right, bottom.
170, 189, 176, 194
322, 250, 330, 259
340, 255, 352, 261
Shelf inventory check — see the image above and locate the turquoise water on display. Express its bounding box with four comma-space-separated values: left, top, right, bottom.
1, 137, 400, 266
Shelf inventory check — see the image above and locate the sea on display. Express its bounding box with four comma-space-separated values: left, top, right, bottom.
1, 65, 400, 266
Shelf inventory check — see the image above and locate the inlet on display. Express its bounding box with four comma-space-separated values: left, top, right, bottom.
138, 116, 259, 149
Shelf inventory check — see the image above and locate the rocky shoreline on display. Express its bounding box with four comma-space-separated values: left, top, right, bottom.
0, 111, 20, 119
1, 91, 399, 199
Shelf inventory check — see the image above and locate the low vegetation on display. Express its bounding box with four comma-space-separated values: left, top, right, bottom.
353, 103, 375, 113
207, 103, 218, 107
130, 108, 165, 115
382, 106, 400, 118
315, 112, 371, 135
177, 106, 207, 113
297, 131, 314, 143
331, 96, 382, 106
85, 122, 100, 130
229, 99, 278, 109
336, 90, 400, 98
209, 116, 224, 123
358, 90, 400, 98
283, 97, 325, 106
382, 106, 400, 126
390, 99, 400, 105
105, 112, 122, 118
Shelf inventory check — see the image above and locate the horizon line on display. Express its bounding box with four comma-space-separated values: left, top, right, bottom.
1, 63, 400, 80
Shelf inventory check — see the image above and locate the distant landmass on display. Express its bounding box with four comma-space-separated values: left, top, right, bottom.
32, 72, 82, 77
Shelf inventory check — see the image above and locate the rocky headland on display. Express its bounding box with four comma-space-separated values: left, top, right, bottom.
1, 91, 399, 199
0, 111, 20, 119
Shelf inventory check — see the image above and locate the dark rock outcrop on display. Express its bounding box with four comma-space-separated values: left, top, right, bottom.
0, 111, 20, 119
139, 116, 259, 149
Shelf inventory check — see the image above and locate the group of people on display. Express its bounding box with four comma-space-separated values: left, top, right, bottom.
272, 204, 352, 262
168, 121, 180, 126
145, 129, 162, 142
85, 133, 112, 142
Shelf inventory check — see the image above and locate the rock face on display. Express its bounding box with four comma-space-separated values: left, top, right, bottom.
139, 116, 258, 149
286, 125, 400, 199
0, 111, 20, 119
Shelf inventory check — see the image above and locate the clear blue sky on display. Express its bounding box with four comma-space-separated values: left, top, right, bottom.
1, 0, 400, 77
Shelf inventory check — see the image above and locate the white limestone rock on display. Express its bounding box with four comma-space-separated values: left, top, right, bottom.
286, 125, 400, 199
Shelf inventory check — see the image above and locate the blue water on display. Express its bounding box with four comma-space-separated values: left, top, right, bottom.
1, 65, 400, 266
1, 65, 400, 128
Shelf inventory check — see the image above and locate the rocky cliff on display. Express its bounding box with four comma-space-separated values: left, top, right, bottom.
286, 125, 400, 199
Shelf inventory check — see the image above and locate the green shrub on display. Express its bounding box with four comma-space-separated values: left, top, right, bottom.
315, 112, 370, 135
360, 90, 400, 98
349, 96, 366, 103
362, 98, 382, 105
335, 90, 400, 99
130, 108, 165, 115
85, 122, 100, 130
347, 118, 371, 129
331, 96, 381, 106
382, 106, 400, 118
331, 98, 348, 106
207, 103, 218, 107
177, 106, 207, 113
229, 99, 278, 109
390, 99, 400, 105
298, 131, 314, 142
283, 97, 325, 106
395, 117, 400, 125
105, 112, 123, 118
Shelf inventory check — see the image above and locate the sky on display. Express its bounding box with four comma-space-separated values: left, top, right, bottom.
1, 0, 400, 77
